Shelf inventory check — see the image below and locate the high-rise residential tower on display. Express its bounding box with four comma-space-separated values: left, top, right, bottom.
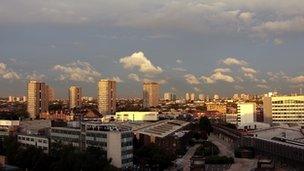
69, 86, 82, 109
143, 82, 160, 107
27, 80, 49, 119
98, 79, 116, 115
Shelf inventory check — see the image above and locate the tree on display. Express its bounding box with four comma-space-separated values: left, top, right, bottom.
199, 116, 213, 135
134, 144, 175, 170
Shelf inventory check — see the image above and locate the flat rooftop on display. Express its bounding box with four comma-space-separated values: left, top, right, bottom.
134, 119, 190, 138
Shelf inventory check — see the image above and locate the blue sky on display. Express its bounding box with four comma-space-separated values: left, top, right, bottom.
0, 0, 304, 98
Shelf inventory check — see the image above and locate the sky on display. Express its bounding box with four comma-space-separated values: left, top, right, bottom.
0, 0, 304, 98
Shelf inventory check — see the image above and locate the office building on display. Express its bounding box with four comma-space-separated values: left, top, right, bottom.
27, 81, 49, 119
47, 86, 55, 101
98, 80, 116, 115
69, 86, 82, 109
115, 111, 158, 122
17, 134, 49, 153
143, 82, 159, 107
237, 102, 256, 125
51, 122, 133, 169
263, 95, 304, 124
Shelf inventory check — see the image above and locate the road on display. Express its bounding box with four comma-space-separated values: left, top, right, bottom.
182, 144, 200, 171
208, 134, 257, 171
168, 144, 200, 171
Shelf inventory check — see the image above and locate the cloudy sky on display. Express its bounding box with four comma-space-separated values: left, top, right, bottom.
0, 0, 304, 98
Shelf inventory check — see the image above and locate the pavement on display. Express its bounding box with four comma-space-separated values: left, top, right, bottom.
182, 144, 200, 171
208, 134, 258, 171
168, 144, 200, 171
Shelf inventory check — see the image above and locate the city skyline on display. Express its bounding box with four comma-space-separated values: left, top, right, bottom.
0, 0, 304, 98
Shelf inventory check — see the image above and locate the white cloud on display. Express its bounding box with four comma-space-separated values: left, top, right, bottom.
290, 75, 304, 83
26, 71, 45, 81
210, 72, 235, 83
172, 67, 187, 72
194, 87, 201, 92
184, 74, 200, 85
201, 72, 234, 84
128, 73, 140, 82
120, 51, 163, 74
222, 57, 248, 66
241, 66, 257, 79
53, 60, 101, 82
200, 76, 215, 84
253, 17, 304, 35
273, 38, 284, 45
111, 76, 123, 83
257, 84, 269, 89
213, 68, 231, 73
238, 11, 253, 23
176, 59, 183, 64
0, 62, 20, 80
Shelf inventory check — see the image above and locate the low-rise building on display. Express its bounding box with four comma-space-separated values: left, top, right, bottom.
115, 111, 158, 122
0, 120, 20, 137
17, 134, 49, 153
206, 103, 227, 114
50, 122, 133, 169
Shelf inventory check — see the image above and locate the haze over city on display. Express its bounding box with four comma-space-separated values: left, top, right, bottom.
0, 0, 304, 98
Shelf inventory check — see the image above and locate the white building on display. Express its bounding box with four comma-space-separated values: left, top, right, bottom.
17, 134, 49, 153
115, 111, 158, 122
164, 92, 176, 101
237, 102, 256, 125
51, 122, 133, 169
263, 95, 304, 124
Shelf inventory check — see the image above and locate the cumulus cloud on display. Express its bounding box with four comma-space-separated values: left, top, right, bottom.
201, 72, 234, 84
172, 67, 187, 72
213, 68, 231, 73
120, 51, 163, 74
176, 59, 183, 64
290, 75, 304, 83
257, 84, 269, 89
273, 38, 284, 45
53, 60, 101, 82
0, 62, 20, 80
241, 67, 257, 79
200, 76, 215, 84
238, 11, 253, 24
111, 76, 123, 83
221, 57, 248, 66
26, 71, 46, 81
184, 74, 200, 85
128, 73, 140, 82
253, 17, 304, 35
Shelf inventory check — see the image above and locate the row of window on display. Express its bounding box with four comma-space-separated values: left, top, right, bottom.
18, 136, 48, 143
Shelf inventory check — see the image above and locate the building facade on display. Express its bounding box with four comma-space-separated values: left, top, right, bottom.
115, 111, 158, 122
17, 134, 49, 153
98, 80, 116, 115
143, 82, 159, 107
27, 81, 49, 119
263, 95, 304, 124
50, 122, 133, 169
237, 102, 256, 125
69, 86, 82, 109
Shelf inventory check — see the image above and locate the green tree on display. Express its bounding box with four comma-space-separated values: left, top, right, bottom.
199, 116, 213, 134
